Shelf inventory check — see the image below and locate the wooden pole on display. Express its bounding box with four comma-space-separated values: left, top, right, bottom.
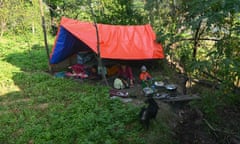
39, 0, 52, 73
88, 0, 109, 86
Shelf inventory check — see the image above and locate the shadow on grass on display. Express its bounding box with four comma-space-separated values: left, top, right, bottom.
0, 43, 54, 143
0, 43, 53, 103
4, 44, 51, 72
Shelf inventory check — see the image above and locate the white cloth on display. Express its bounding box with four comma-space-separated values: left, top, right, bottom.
113, 78, 125, 89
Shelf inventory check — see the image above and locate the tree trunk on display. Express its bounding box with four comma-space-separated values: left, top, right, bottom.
47, 4, 58, 35
39, 0, 52, 73
193, 23, 200, 58
193, 20, 205, 59
0, 22, 6, 37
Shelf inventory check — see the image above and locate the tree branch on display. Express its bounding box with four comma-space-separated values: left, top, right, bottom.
166, 37, 220, 50
203, 118, 240, 143
180, 38, 220, 41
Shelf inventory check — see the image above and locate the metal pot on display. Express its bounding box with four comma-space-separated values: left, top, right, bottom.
165, 84, 178, 97
154, 81, 164, 87
165, 84, 177, 91
143, 87, 154, 96
154, 81, 165, 91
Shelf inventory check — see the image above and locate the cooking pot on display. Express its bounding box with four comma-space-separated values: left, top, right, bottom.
154, 81, 164, 87
143, 87, 154, 96
154, 81, 165, 91
165, 84, 177, 91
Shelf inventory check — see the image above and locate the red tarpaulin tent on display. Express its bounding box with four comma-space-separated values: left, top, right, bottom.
50, 17, 164, 64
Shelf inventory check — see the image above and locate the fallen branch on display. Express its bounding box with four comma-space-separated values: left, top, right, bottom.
203, 118, 240, 144
192, 79, 220, 89
202, 71, 222, 83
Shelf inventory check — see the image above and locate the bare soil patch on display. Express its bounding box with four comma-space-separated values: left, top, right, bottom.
173, 105, 218, 144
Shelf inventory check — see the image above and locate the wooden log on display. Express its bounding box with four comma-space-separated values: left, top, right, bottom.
161, 94, 201, 102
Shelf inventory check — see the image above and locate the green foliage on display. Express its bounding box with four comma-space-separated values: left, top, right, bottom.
0, 0, 44, 37
44, 0, 146, 25
0, 73, 142, 143
93, 0, 146, 25
158, 0, 240, 94
0, 35, 174, 144
191, 91, 222, 122
1, 0, 240, 143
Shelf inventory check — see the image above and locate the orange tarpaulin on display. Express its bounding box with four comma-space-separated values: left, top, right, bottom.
50, 17, 164, 64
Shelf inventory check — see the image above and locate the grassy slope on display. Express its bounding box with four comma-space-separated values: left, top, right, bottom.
0, 35, 174, 144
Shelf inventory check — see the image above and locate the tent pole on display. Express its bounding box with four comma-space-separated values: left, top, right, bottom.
95, 25, 109, 86
39, 0, 52, 73
88, 0, 109, 86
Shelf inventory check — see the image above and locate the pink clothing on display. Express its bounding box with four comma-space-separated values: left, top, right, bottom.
66, 64, 88, 79
70, 64, 85, 74
117, 66, 133, 80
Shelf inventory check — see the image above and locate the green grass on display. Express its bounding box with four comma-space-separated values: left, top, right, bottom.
0, 35, 175, 144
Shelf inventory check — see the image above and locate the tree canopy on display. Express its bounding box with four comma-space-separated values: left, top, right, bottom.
0, 1, 240, 143
1, 0, 240, 97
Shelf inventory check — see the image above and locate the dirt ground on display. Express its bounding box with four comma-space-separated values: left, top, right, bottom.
87, 62, 240, 144
173, 105, 218, 144
122, 86, 217, 144
108, 73, 240, 144
59, 59, 240, 143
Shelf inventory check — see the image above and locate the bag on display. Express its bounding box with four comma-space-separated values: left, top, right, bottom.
113, 78, 125, 89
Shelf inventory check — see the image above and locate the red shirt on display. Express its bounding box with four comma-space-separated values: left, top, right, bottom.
139, 72, 152, 81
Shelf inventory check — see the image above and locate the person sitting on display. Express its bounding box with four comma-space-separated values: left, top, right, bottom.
113, 63, 134, 89
65, 64, 88, 79
139, 65, 152, 87
85, 65, 101, 80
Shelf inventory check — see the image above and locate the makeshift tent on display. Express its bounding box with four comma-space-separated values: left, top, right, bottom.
50, 17, 164, 64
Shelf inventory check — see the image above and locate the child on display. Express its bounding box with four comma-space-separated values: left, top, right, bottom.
139, 65, 152, 87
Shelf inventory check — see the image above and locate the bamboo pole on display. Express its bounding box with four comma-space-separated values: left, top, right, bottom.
88, 0, 109, 86
39, 0, 52, 73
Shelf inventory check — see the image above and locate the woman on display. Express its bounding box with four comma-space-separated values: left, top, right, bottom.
114, 64, 134, 89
